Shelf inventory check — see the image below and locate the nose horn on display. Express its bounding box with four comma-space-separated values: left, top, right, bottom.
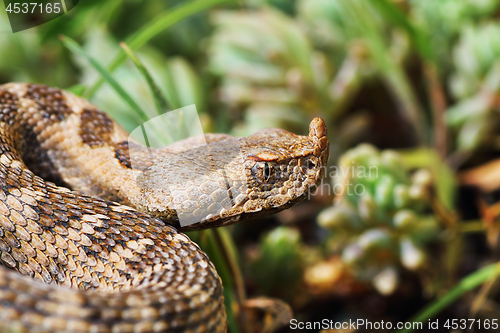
309, 117, 328, 149
309, 118, 329, 166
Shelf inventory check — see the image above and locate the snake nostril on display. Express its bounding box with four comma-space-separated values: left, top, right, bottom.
306, 160, 316, 170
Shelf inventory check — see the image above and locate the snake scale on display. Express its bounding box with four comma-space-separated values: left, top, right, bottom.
0, 83, 329, 333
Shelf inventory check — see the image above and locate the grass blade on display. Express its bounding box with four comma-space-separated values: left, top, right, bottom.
59, 35, 150, 123
86, 0, 238, 98
120, 42, 170, 116
397, 263, 500, 333
215, 228, 247, 311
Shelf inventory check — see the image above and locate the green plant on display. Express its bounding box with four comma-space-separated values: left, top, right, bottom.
446, 23, 500, 151
318, 144, 439, 294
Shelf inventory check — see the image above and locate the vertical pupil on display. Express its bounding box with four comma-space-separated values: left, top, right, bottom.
264, 162, 270, 180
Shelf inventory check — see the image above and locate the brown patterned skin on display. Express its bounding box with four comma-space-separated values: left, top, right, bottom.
0, 83, 329, 333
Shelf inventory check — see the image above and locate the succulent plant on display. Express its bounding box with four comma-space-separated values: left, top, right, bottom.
207, 8, 320, 134
410, 0, 498, 69
318, 144, 439, 295
445, 23, 500, 152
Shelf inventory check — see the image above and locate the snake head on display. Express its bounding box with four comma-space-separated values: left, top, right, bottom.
233, 117, 329, 218
175, 117, 329, 230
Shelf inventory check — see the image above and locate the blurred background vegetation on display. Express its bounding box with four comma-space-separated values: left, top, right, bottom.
2, 0, 500, 332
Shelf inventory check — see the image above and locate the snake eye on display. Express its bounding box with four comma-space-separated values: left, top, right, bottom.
251, 161, 272, 183
264, 162, 271, 181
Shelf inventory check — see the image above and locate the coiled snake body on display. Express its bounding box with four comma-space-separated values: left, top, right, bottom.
0, 83, 328, 332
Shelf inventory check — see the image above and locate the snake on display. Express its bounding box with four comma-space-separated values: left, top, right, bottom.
0, 83, 329, 333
